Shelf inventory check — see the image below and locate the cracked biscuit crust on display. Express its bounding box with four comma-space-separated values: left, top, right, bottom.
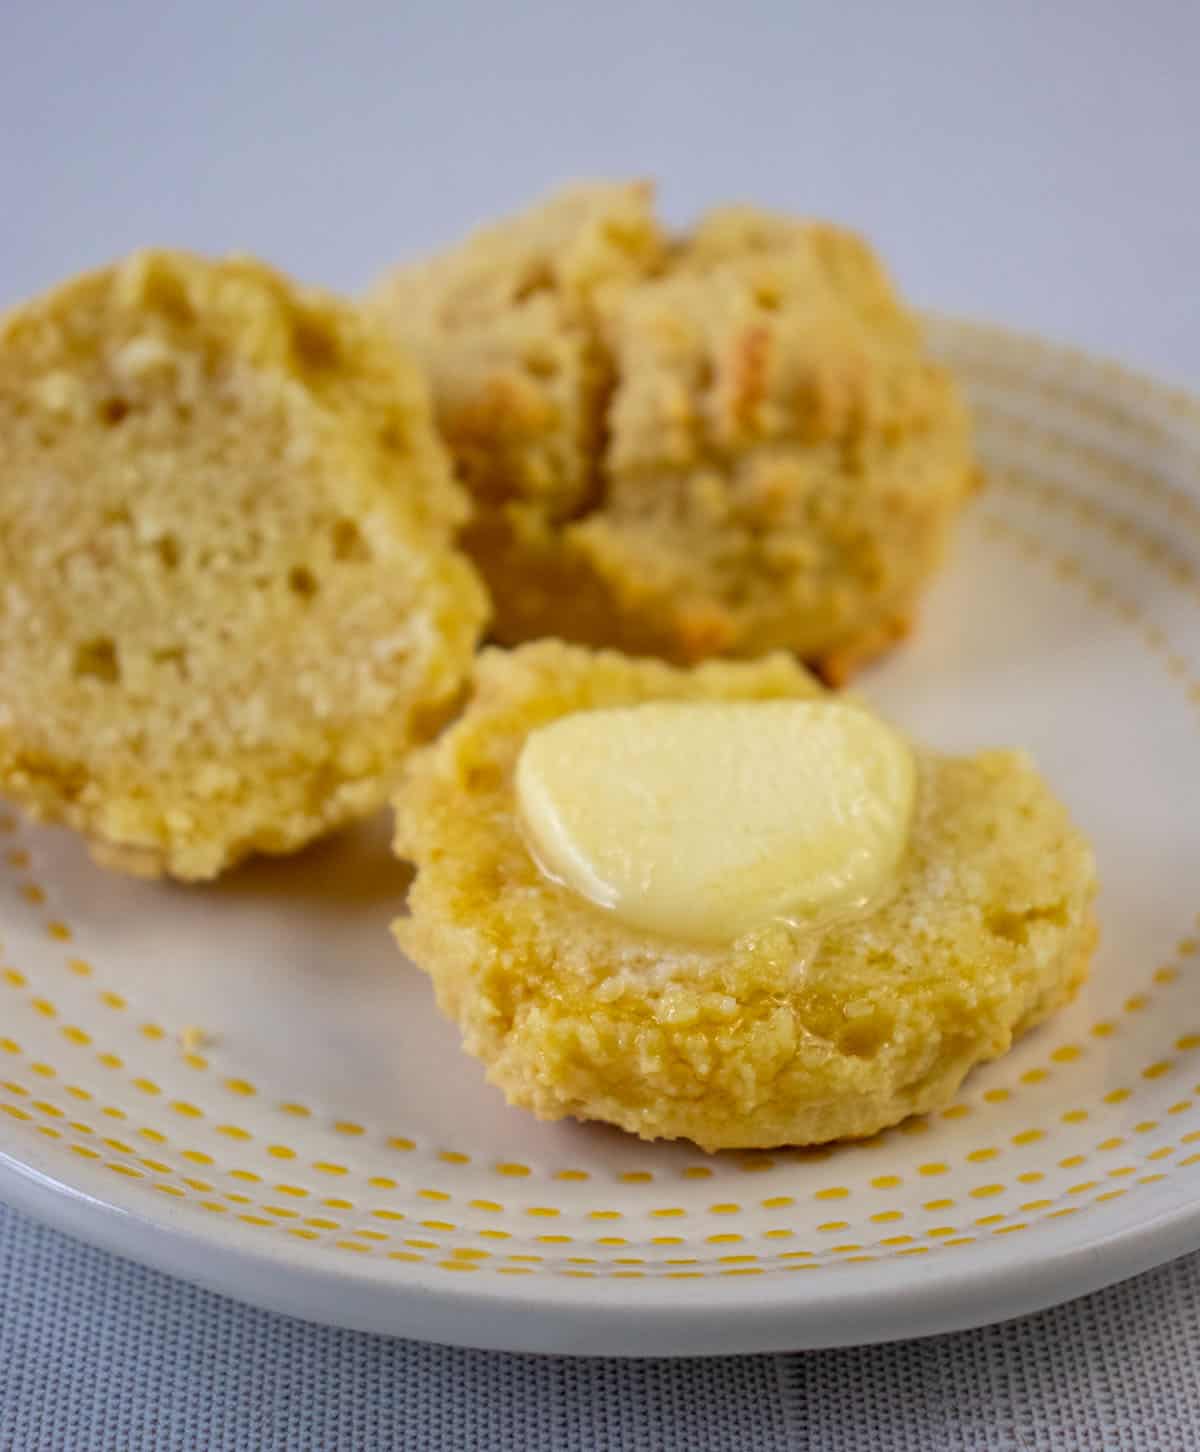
369, 185, 977, 677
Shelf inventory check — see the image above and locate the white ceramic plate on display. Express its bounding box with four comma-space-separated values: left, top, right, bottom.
3, 319, 1200, 1355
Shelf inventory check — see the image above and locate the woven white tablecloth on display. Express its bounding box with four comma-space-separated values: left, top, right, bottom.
2, 1200, 1198, 1450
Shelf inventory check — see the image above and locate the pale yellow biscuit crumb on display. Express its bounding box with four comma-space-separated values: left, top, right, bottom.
0, 250, 489, 879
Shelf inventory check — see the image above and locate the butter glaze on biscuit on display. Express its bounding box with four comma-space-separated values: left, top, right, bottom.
394, 642, 1098, 1152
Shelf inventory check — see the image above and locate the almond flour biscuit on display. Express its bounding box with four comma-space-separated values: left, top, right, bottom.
394, 642, 1098, 1152
0, 250, 488, 879
370, 185, 976, 681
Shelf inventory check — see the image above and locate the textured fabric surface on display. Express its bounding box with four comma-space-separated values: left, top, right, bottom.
2, 1200, 1199, 1451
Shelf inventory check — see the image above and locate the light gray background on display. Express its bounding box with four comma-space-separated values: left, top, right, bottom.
2, 1, 1197, 382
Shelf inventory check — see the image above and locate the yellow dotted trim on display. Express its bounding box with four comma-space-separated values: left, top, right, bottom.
3, 927, 1197, 1221
5, 812, 1198, 1203
9, 1047, 1180, 1270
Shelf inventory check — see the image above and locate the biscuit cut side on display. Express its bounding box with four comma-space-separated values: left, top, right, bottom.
0, 250, 488, 878
394, 641, 1098, 1151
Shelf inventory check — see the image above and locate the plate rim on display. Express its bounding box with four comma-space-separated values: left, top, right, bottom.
4, 1132, 1200, 1355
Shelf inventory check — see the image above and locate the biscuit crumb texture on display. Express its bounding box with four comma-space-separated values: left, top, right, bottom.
0, 250, 488, 879
370, 184, 977, 677
394, 642, 1098, 1151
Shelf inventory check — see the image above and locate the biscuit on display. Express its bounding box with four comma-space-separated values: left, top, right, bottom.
369, 184, 976, 680
0, 250, 488, 879
394, 642, 1098, 1151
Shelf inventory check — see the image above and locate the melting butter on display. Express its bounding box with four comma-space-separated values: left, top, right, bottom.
515, 699, 916, 945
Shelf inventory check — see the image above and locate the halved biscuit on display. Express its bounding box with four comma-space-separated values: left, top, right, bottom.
0, 250, 488, 879
394, 642, 1097, 1151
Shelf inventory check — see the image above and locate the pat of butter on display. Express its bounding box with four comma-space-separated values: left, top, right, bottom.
515, 700, 915, 944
